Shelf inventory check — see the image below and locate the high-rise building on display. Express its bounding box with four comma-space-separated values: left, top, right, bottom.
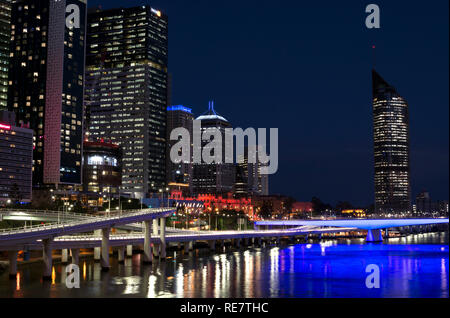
235, 145, 269, 197
166, 105, 193, 188
0, 0, 12, 110
8, 0, 87, 187
415, 190, 431, 216
85, 6, 168, 199
192, 102, 235, 196
372, 70, 411, 214
0, 112, 33, 203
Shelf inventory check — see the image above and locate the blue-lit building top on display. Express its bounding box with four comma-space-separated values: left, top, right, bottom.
167, 105, 192, 114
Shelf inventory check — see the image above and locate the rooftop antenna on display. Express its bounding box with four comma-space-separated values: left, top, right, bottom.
372, 44, 376, 69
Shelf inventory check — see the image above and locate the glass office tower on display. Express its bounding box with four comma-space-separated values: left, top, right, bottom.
86, 6, 168, 199
372, 69, 411, 215
8, 0, 87, 186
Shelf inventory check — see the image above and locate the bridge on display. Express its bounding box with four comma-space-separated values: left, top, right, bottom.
0, 208, 174, 280
254, 218, 449, 242
1, 210, 448, 282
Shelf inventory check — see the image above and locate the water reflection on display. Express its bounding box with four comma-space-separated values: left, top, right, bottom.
0, 232, 448, 298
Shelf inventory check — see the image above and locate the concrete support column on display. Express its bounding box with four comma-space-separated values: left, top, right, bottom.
8, 250, 18, 279
184, 242, 190, 253
153, 219, 159, 257
220, 240, 225, 248
160, 218, 166, 260
236, 238, 241, 248
143, 221, 152, 264
189, 241, 194, 251
71, 249, 80, 265
385, 228, 389, 239
244, 238, 249, 246
126, 245, 133, 258
42, 238, 53, 281
117, 247, 125, 264
101, 227, 111, 271
366, 229, 383, 243
61, 249, 69, 264
209, 240, 216, 251
94, 229, 102, 262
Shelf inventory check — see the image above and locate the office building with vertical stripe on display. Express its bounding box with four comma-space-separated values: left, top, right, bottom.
8, 0, 87, 187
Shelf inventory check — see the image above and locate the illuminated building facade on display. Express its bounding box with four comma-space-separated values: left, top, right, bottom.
169, 190, 254, 217
341, 209, 367, 218
166, 105, 193, 188
372, 70, 411, 214
0, 115, 33, 203
82, 140, 122, 195
0, 0, 11, 110
8, 0, 86, 187
192, 102, 235, 196
85, 6, 168, 199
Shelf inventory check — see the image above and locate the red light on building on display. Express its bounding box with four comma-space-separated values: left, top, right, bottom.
0, 123, 11, 130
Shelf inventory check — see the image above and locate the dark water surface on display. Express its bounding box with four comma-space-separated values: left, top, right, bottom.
1, 232, 448, 298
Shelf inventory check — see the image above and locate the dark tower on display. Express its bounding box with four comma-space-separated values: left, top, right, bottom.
85, 6, 168, 199
372, 70, 411, 215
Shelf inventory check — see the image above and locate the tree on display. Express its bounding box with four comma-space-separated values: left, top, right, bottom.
335, 201, 354, 212
311, 197, 332, 215
9, 183, 22, 206
259, 200, 273, 220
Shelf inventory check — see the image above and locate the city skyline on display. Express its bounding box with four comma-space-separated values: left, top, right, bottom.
88, 0, 449, 206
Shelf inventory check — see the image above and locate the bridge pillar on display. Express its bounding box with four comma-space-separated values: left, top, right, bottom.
8, 250, 18, 279
143, 221, 152, 264
366, 229, 383, 243
220, 240, 225, 249
101, 227, 111, 271
61, 249, 69, 264
160, 217, 166, 260
94, 229, 102, 262
209, 240, 216, 251
189, 241, 194, 251
236, 238, 241, 248
71, 249, 79, 265
117, 247, 125, 264
42, 238, 53, 281
385, 228, 389, 239
126, 245, 133, 258
153, 219, 159, 258
184, 242, 190, 253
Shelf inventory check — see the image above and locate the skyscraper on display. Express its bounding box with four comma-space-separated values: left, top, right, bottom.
236, 145, 269, 197
192, 102, 235, 196
0, 0, 12, 110
166, 105, 193, 188
8, 0, 87, 187
372, 70, 411, 215
85, 6, 168, 199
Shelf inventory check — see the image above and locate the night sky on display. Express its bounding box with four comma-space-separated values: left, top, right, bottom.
88, 0, 449, 206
